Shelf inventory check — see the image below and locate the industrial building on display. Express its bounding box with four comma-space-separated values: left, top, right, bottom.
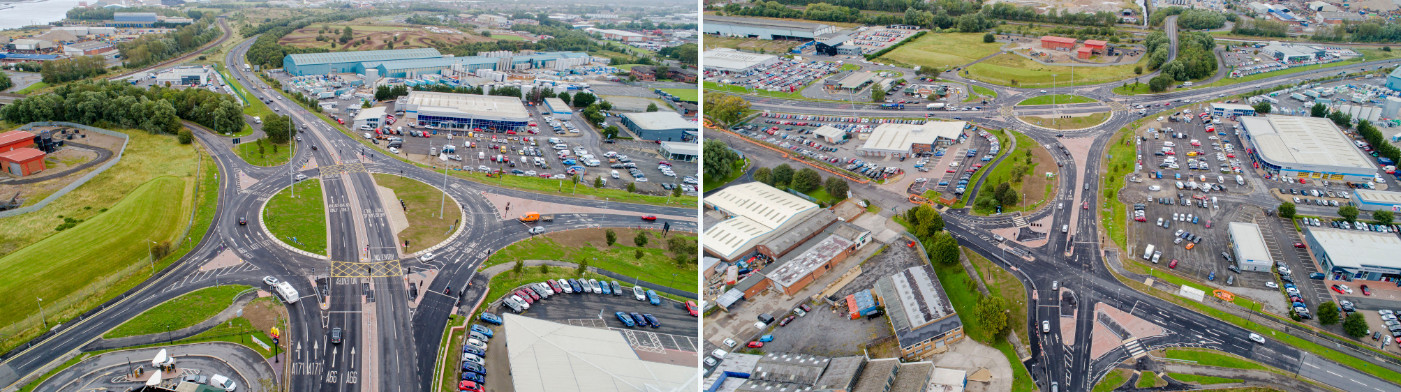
543, 97, 572, 120
829, 71, 877, 91
0, 130, 45, 177
704, 16, 839, 41
813, 125, 846, 144
399, 91, 531, 131
702, 48, 780, 73
703, 182, 821, 261
619, 112, 696, 142
815, 34, 861, 56
63, 41, 115, 56
874, 264, 964, 360
1303, 227, 1401, 282
1352, 189, 1401, 212
353, 106, 387, 131
588, 28, 647, 42
1263, 42, 1324, 63
1227, 222, 1274, 272
11, 39, 54, 51
501, 313, 697, 392
706, 354, 967, 392
658, 141, 699, 162
1040, 36, 1077, 50
752, 221, 871, 296
858, 121, 968, 157
1211, 102, 1257, 117
284, 49, 444, 76
1238, 115, 1378, 182
1386, 67, 1401, 92
155, 67, 209, 86
109, 12, 158, 27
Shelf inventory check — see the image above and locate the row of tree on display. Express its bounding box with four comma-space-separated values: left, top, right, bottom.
1312, 21, 1401, 43
117, 17, 222, 68
756, 0, 1120, 27
1354, 117, 1401, 167
0, 80, 245, 136
1174, 9, 1228, 30
751, 164, 851, 204
38, 56, 108, 84
1230, 18, 1289, 38
1144, 31, 1217, 83
0, 71, 10, 91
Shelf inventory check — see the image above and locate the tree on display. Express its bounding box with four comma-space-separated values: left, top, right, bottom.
1344, 312, 1369, 338
771, 164, 794, 187
605, 229, 617, 246
558, 92, 570, 103
634, 231, 649, 247
753, 167, 773, 185
594, 177, 604, 188
1253, 101, 1272, 114
177, 129, 193, 144
1339, 205, 1359, 223
0, 71, 11, 92
1375, 210, 1394, 226
539, 264, 550, 274
983, 32, 995, 43
571, 92, 596, 108
975, 296, 1009, 338
1311, 102, 1329, 117
1329, 110, 1352, 128
339, 26, 354, 44
703, 139, 739, 182
667, 236, 696, 262
914, 205, 944, 239
1148, 75, 1173, 92
824, 177, 850, 201
871, 86, 886, 102
1318, 301, 1341, 325
929, 231, 959, 265
704, 93, 751, 128
1278, 202, 1296, 219
792, 168, 822, 193
576, 258, 588, 275
646, 102, 659, 112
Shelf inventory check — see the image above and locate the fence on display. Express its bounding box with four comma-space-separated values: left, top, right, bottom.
0, 122, 130, 219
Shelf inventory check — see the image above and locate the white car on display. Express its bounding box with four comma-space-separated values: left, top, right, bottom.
723, 338, 738, 348
528, 226, 545, 235
1042, 320, 1050, 333
209, 374, 237, 392
511, 295, 530, 309
1265, 282, 1278, 289
589, 279, 602, 293
263, 276, 280, 286
467, 338, 487, 350
558, 279, 573, 294
1340, 284, 1353, 294
420, 252, 436, 262
1249, 333, 1266, 344
633, 286, 647, 301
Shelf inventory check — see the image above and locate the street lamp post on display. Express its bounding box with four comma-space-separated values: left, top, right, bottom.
36, 297, 45, 329
147, 240, 158, 275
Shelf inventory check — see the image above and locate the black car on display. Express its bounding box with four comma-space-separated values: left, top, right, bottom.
239, 217, 247, 225
643, 314, 660, 328
630, 312, 648, 327
330, 327, 343, 344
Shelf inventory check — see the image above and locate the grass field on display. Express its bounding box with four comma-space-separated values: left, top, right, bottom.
702, 159, 746, 192
0, 129, 201, 352
278, 23, 493, 51
15, 81, 49, 95
876, 33, 1004, 71
1163, 348, 1270, 371
104, 285, 251, 338
701, 35, 800, 53
705, 82, 806, 100
235, 139, 293, 166
966, 54, 1146, 88
494, 34, 525, 41
485, 229, 697, 293
658, 88, 698, 103
974, 130, 1056, 215
1169, 373, 1242, 385
931, 253, 1036, 392
371, 173, 461, 254
263, 179, 327, 255
1019, 112, 1110, 130
1017, 94, 1095, 106
964, 248, 1029, 346
1094, 368, 1132, 392
1137, 371, 1165, 388
839, 64, 861, 71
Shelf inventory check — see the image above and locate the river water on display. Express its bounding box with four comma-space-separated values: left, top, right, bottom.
0, 0, 87, 31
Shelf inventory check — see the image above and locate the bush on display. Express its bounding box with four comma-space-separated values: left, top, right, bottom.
178, 129, 193, 144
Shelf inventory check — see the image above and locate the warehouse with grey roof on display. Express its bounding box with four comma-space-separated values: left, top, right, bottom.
619, 112, 696, 141
1239, 115, 1378, 182
704, 15, 839, 41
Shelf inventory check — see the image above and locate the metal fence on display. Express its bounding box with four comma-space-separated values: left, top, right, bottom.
0, 122, 130, 219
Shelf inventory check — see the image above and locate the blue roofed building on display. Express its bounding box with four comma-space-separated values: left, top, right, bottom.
283, 48, 443, 76
1387, 67, 1401, 91
359, 56, 498, 78
619, 111, 696, 142
109, 12, 158, 27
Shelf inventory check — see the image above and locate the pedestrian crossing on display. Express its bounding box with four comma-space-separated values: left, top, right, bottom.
1123, 338, 1147, 358
1012, 215, 1029, 228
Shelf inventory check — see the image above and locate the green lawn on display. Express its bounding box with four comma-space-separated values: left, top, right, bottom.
1168, 373, 1242, 385
613, 64, 644, 71
838, 63, 861, 72
964, 248, 1030, 346
966, 53, 1146, 88
449, 169, 696, 207
485, 230, 697, 293
705, 81, 809, 101
1112, 81, 1156, 95
974, 130, 1054, 215
371, 174, 461, 254
1017, 94, 1095, 106
234, 139, 293, 166
703, 159, 747, 192
15, 81, 49, 95
1164, 348, 1270, 371
1101, 123, 1139, 249
1094, 368, 1132, 392
931, 252, 1036, 392
494, 34, 525, 41
658, 88, 698, 103
104, 285, 252, 338
1137, 371, 1164, 388
263, 179, 327, 255
701, 35, 801, 53
1019, 112, 1110, 130
876, 32, 1004, 71
971, 85, 997, 98
437, 314, 465, 392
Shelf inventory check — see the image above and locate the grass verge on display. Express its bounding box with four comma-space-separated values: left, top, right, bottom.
104, 285, 251, 338
1138, 371, 1165, 388
1019, 112, 1110, 130
1163, 348, 1269, 371
1017, 94, 1095, 106
370, 173, 461, 254
436, 314, 464, 392
263, 178, 326, 255
963, 248, 1029, 346
966, 53, 1146, 88
703, 158, 747, 192
932, 255, 1035, 391
234, 139, 292, 166
15, 81, 49, 95
484, 229, 697, 293
973, 129, 1055, 215
1094, 368, 1132, 392
875, 32, 1004, 71
1169, 373, 1242, 385
658, 88, 698, 103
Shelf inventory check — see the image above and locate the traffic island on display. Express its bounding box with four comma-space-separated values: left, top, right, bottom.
1017, 112, 1111, 130
369, 173, 462, 254
261, 179, 327, 255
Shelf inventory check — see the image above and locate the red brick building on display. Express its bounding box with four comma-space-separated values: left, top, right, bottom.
0, 130, 36, 152
1077, 46, 1095, 59
1083, 39, 1108, 51
1040, 36, 1077, 50
631, 66, 657, 81
0, 148, 45, 176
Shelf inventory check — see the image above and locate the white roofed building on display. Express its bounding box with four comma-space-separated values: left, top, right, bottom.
859, 121, 968, 157
1238, 115, 1377, 182
703, 48, 780, 73
502, 313, 698, 392
1304, 227, 1401, 282
401, 91, 531, 132
1228, 222, 1273, 272
704, 182, 821, 261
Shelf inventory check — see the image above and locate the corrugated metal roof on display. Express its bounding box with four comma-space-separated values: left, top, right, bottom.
287, 48, 442, 67
0, 131, 34, 147
0, 147, 45, 162
1228, 222, 1273, 268
502, 313, 698, 392
621, 111, 695, 131
1240, 115, 1374, 172
1306, 227, 1401, 269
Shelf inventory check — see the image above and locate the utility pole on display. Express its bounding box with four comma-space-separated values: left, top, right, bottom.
439, 159, 448, 219
147, 240, 157, 274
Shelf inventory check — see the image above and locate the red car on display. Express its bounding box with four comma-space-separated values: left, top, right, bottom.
459, 380, 482, 392
747, 341, 765, 348
685, 301, 698, 317
1082, 201, 1088, 210
1363, 285, 1371, 296
641, 215, 657, 221
946, 169, 956, 173
1332, 285, 1346, 294
778, 315, 796, 326
1293, 242, 1307, 249
1169, 259, 1178, 269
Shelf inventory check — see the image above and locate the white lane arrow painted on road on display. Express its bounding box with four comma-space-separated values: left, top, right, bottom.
296, 342, 302, 360
350, 347, 355, 369
313, 340, 319, 358
330, 347, 338, 368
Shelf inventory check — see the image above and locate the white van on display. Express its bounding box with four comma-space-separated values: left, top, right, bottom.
1061, 224, 1069, 233
209, 374, 237, 391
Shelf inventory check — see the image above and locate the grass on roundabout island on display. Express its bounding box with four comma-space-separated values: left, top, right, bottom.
103, 285, 252, 338
1016, 94, 1095, 106
262, 178, 327, 255
1018, 112, 1110, 130
234, 139, 292, 166
370, 173, 461, 254
1137, 371, 1165, 388
1093, 368, 1132, 392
